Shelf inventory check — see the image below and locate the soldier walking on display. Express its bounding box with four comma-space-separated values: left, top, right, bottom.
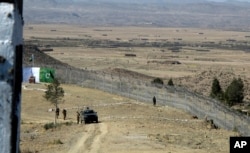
62, 109, 67, 120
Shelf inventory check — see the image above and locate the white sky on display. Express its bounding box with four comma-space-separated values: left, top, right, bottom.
210, 0, 250, 1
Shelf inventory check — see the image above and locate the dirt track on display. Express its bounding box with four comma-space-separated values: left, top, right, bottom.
20, 83, 238, 153
67, 123, 108, 153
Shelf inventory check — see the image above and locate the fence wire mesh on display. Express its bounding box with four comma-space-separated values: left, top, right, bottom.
53, 66, 250, 136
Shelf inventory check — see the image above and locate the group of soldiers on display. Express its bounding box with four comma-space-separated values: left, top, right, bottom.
55, 107, 81, 124
54, 107, 90, 124
56, 108, 67, 120
54, 97, 156, 124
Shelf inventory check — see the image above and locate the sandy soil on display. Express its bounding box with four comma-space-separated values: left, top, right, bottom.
20, 83, 238, 153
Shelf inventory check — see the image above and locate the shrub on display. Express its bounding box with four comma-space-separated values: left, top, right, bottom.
233, 127, 239, 133
151, 78, 164, 85
53, 139, 63, 144
20, 149, 36, 153
64, 121, 73, 126
167, 78, 174, 86
224, 78, 244, 106
210, 77, 224, 100
44, 122, 56, 130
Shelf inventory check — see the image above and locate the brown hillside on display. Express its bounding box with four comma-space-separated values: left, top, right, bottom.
23, 44, 71, 68
175, 70, 250, 102
23, 44, 250, 104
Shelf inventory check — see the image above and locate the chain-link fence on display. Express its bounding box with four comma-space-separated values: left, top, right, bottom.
53, 66, 250, 136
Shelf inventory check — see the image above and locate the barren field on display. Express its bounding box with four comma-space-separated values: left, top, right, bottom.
21, 24, 250, 152
24, 24, 250, 101
20, 83, 237, 153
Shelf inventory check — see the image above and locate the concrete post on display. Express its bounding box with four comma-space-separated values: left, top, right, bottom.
0, 1, 23, 153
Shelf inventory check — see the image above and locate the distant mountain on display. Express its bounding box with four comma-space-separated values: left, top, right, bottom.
23, 0, 250, 30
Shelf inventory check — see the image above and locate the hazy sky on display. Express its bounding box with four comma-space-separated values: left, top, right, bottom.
209, 0, 250, 1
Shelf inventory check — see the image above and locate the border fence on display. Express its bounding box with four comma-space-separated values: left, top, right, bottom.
53, 66, 250, 136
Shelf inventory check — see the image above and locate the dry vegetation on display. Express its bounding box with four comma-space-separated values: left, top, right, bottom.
20, 83, 237, 153
21, 24, 250, 152
24, 24, 250, 102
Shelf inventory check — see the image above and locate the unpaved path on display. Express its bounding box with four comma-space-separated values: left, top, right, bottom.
67, 123, 108, 153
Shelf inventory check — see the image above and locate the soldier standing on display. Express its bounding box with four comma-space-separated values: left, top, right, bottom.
77, 111, 80, 124
62, 109, 67, 120
56, 108, 60, 119
153, 96, 156, 106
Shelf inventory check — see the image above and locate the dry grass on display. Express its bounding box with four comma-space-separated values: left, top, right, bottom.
24, 24, 250, 77
24, 24, 250, 102
20, 83, 238, 153
24, 24, 250, 42
21, 24, 248, 152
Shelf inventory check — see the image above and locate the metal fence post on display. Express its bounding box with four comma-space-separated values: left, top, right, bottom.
0, 1, 23, 153
111, 74, 113, 94
224, 111, 226, 127
234, 115, 236, 130
102, 72, 105, 90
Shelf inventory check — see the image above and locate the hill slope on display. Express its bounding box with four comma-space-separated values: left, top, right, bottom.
24, 0, 250, 30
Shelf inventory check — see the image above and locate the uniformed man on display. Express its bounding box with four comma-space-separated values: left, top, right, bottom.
62, 109, 67, 120
77, 111, 80, 124
56, 108, 60, 119
153, 96, 156, 106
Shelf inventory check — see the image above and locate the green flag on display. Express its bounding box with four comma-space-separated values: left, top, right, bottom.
40, 68, 55, 83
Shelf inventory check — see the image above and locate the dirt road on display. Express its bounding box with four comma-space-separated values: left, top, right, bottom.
67, 123, 108, 153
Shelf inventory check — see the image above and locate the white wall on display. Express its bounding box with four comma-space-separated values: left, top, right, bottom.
0, 2, 23, 153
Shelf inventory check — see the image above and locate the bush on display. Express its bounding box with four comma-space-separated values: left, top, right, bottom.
20, 149, 37, 153
53, 139, 63, 144
64, 121, 73, 126
44, 122, 56, 130
151, 78, 164, 85
210, 77, 223, 100
167, 78, 174, 86
224, 78, 244, 106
